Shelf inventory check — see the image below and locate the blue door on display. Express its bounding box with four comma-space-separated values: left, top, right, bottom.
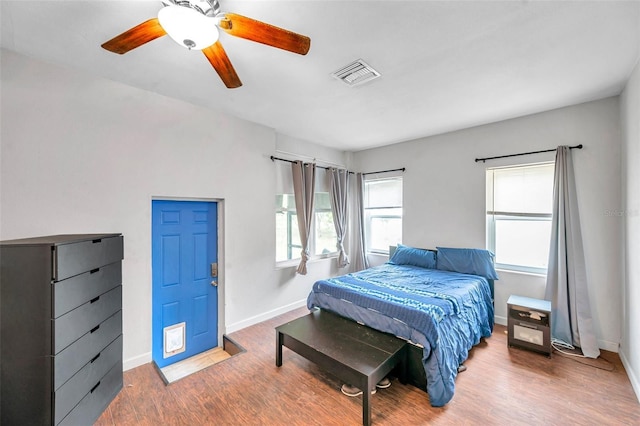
152, 200, 218, 368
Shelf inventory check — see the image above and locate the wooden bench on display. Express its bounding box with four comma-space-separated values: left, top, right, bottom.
276, 309, 407, 426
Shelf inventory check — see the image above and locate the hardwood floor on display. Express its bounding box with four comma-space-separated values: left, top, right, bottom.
96, 307, 640, 425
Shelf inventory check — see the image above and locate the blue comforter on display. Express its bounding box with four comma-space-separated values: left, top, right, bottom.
307, 264, 494, 407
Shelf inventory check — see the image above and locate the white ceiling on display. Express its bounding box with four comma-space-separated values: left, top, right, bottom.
2, 1, 639, 152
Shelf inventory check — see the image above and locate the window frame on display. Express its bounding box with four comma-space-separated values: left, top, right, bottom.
313, 200, 338, 259
276, 210, 301, 261
486, 162, 554, 275
363, 176, 403, 255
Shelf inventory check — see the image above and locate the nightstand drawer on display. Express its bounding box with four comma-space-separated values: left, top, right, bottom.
53, 262, 121, 318
54, 335, 122, 425
57, 361, 123, 426
53, 235, 123, 281
54, 311, 122, 390
54, 286, 122, 354
508, 304, 550, 327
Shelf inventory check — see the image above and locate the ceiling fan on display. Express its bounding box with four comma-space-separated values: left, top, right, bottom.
101, 0, 311, 89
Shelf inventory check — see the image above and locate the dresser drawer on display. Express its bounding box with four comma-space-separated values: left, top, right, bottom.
54, 335, 122, 425
57, 361, 123, 426
53, 236, 123, 281
54, 286, 122, 354
53, 262, 121, 318
54, 311, 122, 390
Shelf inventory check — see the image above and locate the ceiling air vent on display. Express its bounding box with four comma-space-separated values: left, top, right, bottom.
331, 59, 381, 87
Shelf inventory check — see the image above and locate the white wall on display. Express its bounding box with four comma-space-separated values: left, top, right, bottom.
0, 49, 345, 370
352, 97, 623, 352
620, 55, 640, 400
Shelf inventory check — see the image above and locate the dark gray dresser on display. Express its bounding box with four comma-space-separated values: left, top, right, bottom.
1, 234, 124, 425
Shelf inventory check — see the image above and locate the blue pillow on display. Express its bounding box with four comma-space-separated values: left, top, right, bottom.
388, 244, 436, 269
436, 247, 499, 280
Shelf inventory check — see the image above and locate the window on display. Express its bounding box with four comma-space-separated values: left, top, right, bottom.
275, 193, 300, 262
275, 163, 337, 263
364, 176, 402, 254
314, 191, 338, 256
486, 163, 554, 274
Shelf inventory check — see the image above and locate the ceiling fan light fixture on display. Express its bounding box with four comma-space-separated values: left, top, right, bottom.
158, 5, 219, 50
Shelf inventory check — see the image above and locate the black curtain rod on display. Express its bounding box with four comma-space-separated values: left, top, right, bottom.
475, 144, 583, 163
362, 167, 406, 176
270, 155, 407, 176
270, 155, 349, 172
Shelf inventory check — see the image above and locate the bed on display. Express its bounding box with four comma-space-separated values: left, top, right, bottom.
306, 245, 496, 407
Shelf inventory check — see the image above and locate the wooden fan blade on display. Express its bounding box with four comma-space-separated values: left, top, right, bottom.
219, 13, 310, 55
101, 18, 167, 54
202, 41, 242, 89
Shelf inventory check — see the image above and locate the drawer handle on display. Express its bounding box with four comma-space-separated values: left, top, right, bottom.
90, 324, 100, 334
90, 353, 101, 363
92, 239, 102, 244
518, 322, 539, 330
90, 268, 100, 274
90, 381, 101, 393
90, 296, 100, 304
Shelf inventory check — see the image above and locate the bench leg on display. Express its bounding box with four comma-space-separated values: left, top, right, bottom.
362, 389, 371, 426
276, 331, 283, 367
362, 376, 374, 426
398, 347, 408, 385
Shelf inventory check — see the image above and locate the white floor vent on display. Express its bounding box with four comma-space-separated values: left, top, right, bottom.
331, 59, 381, 86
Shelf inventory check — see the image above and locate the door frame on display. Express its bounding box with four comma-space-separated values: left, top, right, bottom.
151, 196, 226, 350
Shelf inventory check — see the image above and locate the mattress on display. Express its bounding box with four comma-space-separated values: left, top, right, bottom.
307, 263, 494, 406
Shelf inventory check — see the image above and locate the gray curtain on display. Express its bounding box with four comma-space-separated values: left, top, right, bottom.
545, 146, 600, 358
292, 161, 316, 275
352, 172, 370, 271
330, 168, 350, 268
